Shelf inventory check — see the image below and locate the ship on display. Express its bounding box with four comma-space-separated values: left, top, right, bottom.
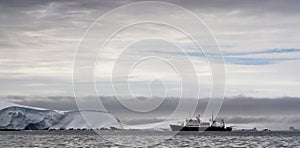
170, 113, 232, 131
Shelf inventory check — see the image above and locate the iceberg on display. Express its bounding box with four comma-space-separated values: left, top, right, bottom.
0, 100, 123, 130
0, 106, 64, 130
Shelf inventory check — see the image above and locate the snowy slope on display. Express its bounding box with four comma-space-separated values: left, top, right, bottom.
0, 100, 123, 130
123, 120, 182, 131
51, 110, 123, 130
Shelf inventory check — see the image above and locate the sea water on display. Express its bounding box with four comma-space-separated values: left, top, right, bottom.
0, 130, 299, 147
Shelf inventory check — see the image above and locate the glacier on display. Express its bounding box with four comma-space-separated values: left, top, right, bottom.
0, 100, 123, 130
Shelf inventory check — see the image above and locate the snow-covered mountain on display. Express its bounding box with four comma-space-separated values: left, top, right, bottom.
0, 100, 123, 130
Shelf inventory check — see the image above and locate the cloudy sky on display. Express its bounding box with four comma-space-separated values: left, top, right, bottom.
1, 0, 300, 129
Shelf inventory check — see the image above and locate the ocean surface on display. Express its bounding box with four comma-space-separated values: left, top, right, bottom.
0, 130, 299, 147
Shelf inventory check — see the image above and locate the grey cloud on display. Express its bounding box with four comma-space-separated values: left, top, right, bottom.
125, 118, 165, 125
0, 1, 300, 131
6, 95, 300, 114
0, 0, 52, 8
177, 0, 300, 16
225, 117, 274, 124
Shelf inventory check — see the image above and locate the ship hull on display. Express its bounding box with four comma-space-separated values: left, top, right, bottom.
170, 124, 232, 131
